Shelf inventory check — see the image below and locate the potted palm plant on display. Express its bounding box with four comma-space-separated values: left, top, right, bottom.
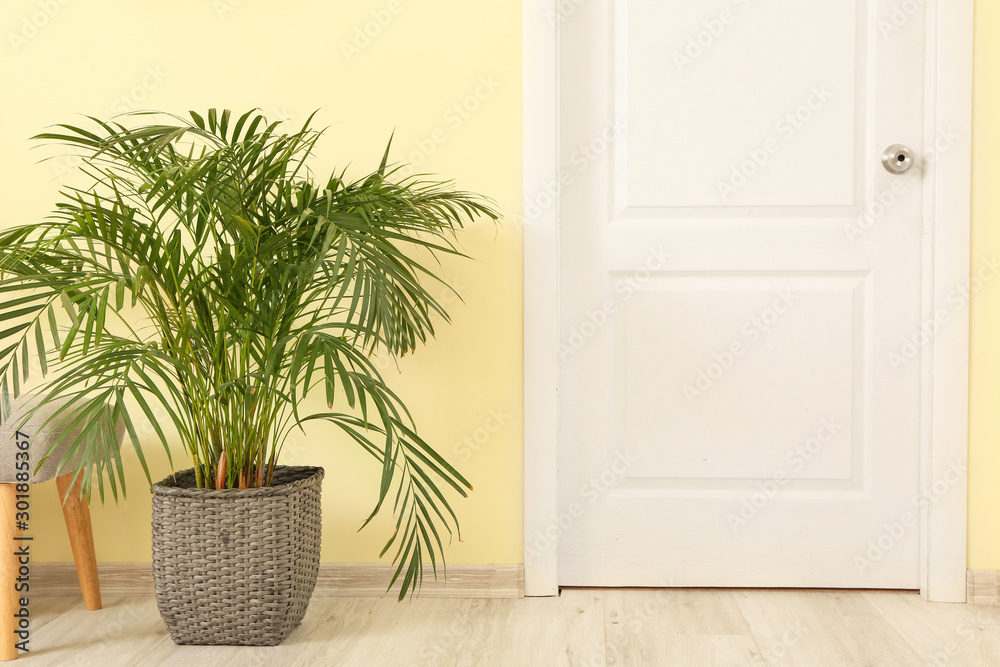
0, 109, 497, 645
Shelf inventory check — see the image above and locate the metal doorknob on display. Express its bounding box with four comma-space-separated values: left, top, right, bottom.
882, 145, 914, 174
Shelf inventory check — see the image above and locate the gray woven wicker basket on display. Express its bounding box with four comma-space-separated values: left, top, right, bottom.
151, 465, 324, 646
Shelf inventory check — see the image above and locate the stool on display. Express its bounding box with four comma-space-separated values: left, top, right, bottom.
0, 395, 123, 660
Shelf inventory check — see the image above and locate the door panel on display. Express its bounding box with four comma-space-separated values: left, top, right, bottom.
622, 1, 862, 209
614, 274, 862, 484
558, 0, 926, 588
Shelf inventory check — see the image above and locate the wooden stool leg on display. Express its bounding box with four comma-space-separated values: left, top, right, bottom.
0, 483, 22, 660
55, 475, 101, 611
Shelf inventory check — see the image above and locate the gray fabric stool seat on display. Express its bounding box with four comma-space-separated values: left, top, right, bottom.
0, 395, 122, 484
0, 394, 125, 661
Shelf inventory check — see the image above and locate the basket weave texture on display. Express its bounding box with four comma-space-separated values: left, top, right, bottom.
151, 465, 324, 646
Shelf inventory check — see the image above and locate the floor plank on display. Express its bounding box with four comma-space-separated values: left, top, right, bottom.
459, 589, 605, 667
864, 590, 1000, 667
733, 589, 927, 666
607, 634, 763, 667
291, 597, 463, 667
290, 588, 605, 667
25, 597, 172, 666
23, 597, 85, 633
602, 589, 763, 666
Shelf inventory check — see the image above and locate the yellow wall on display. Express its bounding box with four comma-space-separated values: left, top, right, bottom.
1, 1, 997, 572
0, 0, 523, 564
969, 0, 1000, 570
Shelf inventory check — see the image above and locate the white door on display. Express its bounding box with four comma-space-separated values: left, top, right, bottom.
557, 0, 928, 587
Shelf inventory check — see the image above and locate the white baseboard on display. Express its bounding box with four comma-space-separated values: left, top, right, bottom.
32, 562, 524, 599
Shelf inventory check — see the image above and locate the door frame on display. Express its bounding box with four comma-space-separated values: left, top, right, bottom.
523, 0, 975, 601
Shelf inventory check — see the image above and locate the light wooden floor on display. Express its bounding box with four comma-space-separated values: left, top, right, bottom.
14, 589, 1000, 666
